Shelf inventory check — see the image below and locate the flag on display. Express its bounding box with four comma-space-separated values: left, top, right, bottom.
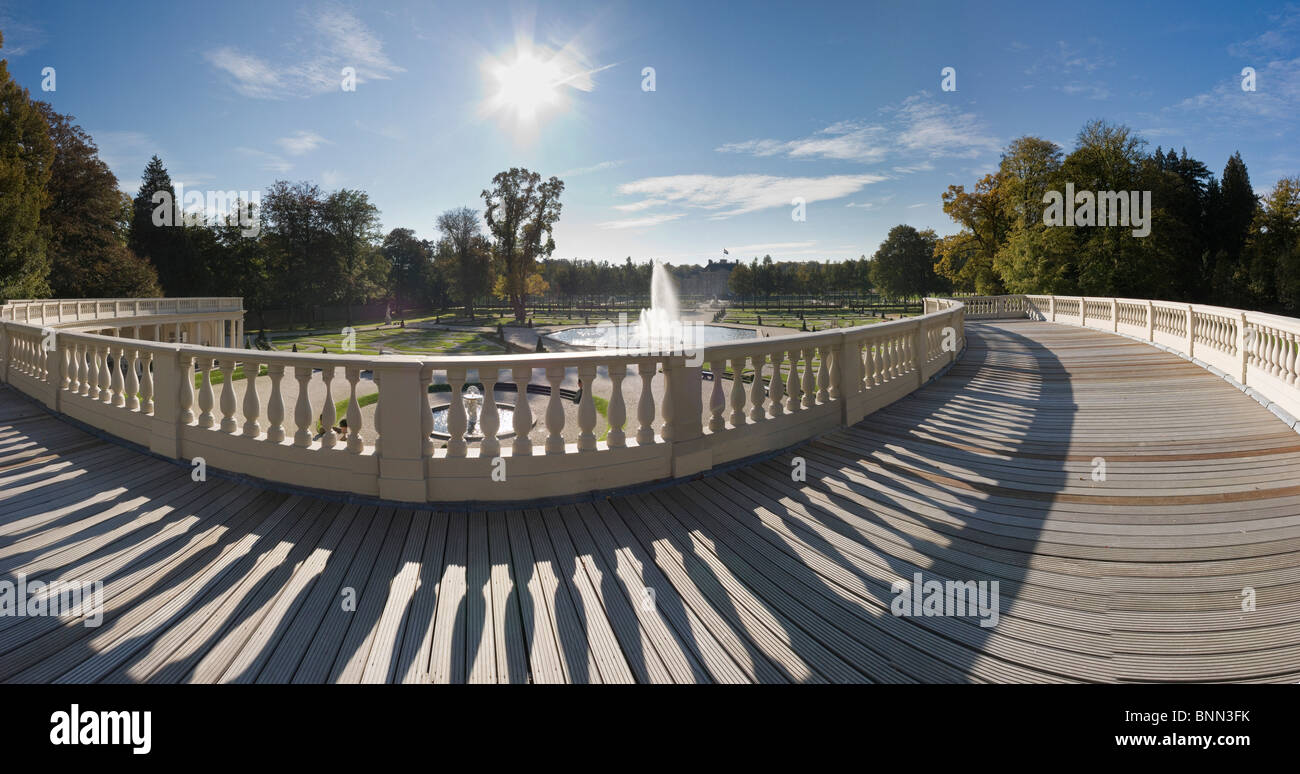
722, 248, 729, 255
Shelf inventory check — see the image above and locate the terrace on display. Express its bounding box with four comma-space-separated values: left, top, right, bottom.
2, 295, 1299, 682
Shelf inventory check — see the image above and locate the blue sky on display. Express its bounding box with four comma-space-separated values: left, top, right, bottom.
2, 0, 1298, 265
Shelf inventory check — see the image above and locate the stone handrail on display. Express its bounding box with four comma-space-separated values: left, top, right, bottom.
935, 293, 1300, 427
1, 297, 243, 325
0, 298, 966, 503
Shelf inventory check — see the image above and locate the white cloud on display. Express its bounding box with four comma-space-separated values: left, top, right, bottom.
206, 7, 403, 99
277, 130, 328, 155
1166, 58, 1300, 128
718, 93, 998, 167
321, 169, 343, 187
598, 213, 685, 230
890, 95, 1001, 158
728, 241, 817, 252
717, 121, 889, 163
613, 173, 886, 219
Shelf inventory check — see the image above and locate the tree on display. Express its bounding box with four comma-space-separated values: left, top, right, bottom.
0, 32, 55, 298
36, 103, 160, 297
261, 180, 326, 328
434, 207, 492, 320
323, 188, 383, 324
939, 173, 1008, 294
1209, 152, 1257, 306
1245, 177, 1300, 313
482, 168, 564, 321
727, 262, 753, 298
383, 228, 431, 312
129, 155, 190, 294
870, 225, 944, 297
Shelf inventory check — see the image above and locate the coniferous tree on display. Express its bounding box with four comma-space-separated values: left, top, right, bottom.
129, 155, 186, 294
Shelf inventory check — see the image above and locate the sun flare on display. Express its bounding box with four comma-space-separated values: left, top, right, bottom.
489, 49, 563, 122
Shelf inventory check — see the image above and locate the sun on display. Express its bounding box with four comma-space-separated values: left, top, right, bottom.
486, 47, 565, 124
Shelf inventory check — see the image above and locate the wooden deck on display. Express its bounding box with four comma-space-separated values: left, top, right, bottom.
3, 319, 1300, 683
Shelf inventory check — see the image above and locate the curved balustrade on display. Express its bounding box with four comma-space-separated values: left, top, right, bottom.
951, 293, 1300, 426
0, 298, 967, 503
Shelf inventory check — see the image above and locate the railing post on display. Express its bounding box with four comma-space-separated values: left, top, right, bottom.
1146, 301, 1155, 341
1186, 305, 1195, 358
1111, 299, 1118, 332
373, 358, 428, 502
1237, 312, 1249, 384
664, 356, 708, 478
836, 331, 861, 424
912, 318, 925, 388
1049, 296, 1056, 322
148, 346, 185, 459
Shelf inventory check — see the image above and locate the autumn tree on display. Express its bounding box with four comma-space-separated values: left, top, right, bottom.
482, 168, 563, 321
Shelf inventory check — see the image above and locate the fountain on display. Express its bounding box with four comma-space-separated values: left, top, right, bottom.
545, 260, 756, 350
429, 385, 528, 440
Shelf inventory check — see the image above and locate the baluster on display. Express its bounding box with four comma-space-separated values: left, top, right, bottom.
512, 366, 534, 455
863, 340, 875, 388
111, 346, 127, 405
636, 360, 656, 444
319, 366, 337, 447
98, 345, 111, 403
293, 365, 313, 446
178, 354, 195, 424
748, 353, 766, 421
266, 363, 285, 442
544, 365, 565, 454
125, 347, 140, 410
219, 358, 238, 433
816, 345, 830, 403
606, 363, 627, 448
786, 349, 802, 412
707, 359, 726, 431
1287, 332, 1298, 385
768, 350, 785, 417
345, 367, 364, 453
801, 349, 815, 408
480, 368, 500, 457
577, 363, 597, 451
198, 358, 216, 428
420, 366, 435, 457
60, 344, 71, 390
242, 358, 262, 437
141, 351, 154, 414
729, 356, 747, 427
1271, 330, 1283, 377
69, 343, 80, 393
447, 366, 468, 457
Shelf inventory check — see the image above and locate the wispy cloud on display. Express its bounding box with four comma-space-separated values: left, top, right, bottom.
0, 9, 44, 56
1023, 39, 1115, 101
598, 213, 685, 230
717, 121, 889, 163
718, 93, 998, 167
560, 160, 624, 177
612, 173, 886, 221
236, 147, 292, 173
277, 130, 328, 155
206, 7, 403, 99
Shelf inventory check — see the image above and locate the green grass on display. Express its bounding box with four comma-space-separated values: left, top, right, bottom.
265, 326, 507, 356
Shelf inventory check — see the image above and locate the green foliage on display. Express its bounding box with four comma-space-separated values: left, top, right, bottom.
0, 32, 55, 298
870, 225, 945, 297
